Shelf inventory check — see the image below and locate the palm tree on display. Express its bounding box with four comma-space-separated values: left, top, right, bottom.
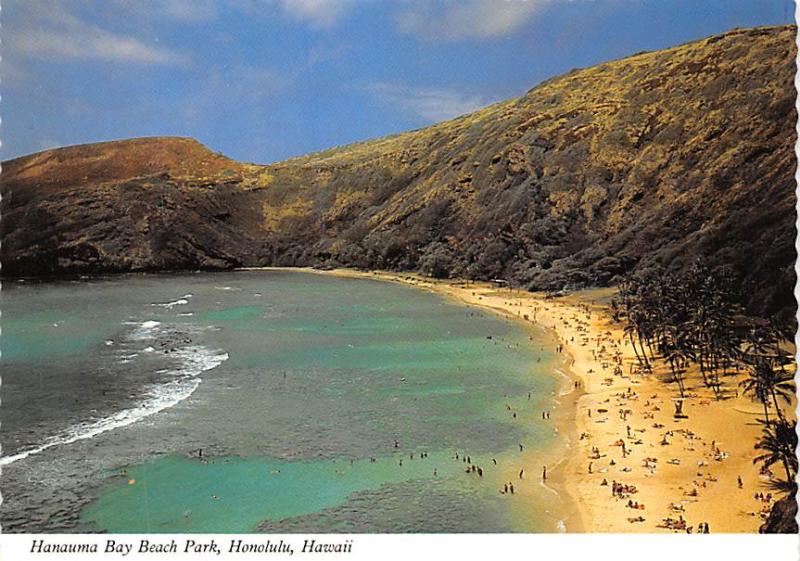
754, 419, 798, 486
739, 356, 795, 423
614, 279, 653, 371
740, 359, 779, 423
624, 321, 650, 370
768, 321, 795, 380
767, 367, 795, 422
666, 354, 687, 397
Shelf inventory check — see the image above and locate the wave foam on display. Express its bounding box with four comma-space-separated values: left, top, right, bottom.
153, 298, 190, 310
0, 322, 228, 467
129, 320, 162, 340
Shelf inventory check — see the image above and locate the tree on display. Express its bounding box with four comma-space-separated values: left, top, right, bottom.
754, 419, 798, 486
740, 359, 781, 424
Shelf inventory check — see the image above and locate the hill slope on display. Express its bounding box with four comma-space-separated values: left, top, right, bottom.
1, 25, 796, 318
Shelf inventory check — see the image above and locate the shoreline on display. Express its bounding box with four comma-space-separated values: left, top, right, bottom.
247, 267, 786, 533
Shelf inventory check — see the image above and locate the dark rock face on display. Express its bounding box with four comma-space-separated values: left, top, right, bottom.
1, 26, 796, 319
760, 494, 799, 534
1, 139, 269, 277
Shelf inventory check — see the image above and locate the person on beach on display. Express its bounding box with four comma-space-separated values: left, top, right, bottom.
519, 469, 524, 479
542, 465, 547, 481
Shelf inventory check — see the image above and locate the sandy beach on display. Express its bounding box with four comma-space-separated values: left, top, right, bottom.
270, 267, 794, 533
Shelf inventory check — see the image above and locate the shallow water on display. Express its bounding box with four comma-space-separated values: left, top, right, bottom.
1, 270, 564, 532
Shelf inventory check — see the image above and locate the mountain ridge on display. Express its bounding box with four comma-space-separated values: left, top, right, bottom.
1, 25, 796, 320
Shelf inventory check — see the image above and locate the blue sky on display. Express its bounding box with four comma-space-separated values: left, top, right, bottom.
3, 0, 795, 163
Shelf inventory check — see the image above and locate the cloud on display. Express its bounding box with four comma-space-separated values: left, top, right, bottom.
104, 0, 220, 23
228, 0, 352, 28
394, 0, 549, 41
6, 4, 188, 65
275, 0, 353, 28
157, 0, 219, 23
366, 82, 491, 122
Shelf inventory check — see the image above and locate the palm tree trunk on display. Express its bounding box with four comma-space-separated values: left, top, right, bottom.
771, 390, 786, 422
762, 400, 771, 425
637, 332, 651, 369
780, 454, 793, 483
632, 335, 650, 370
629, 335, 644, 367
698, 352, 710, 387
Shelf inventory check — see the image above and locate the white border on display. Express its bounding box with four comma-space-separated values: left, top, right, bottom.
0, 534, 798, 561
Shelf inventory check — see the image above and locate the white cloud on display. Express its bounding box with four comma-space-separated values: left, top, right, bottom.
276, 0, 352, 28
102, 0, 220, 23
7, 4, 188, 65
157, 0, 219, 22
366, 82, 491, 122
395, 0, 549, 41
228, 0, 352, 28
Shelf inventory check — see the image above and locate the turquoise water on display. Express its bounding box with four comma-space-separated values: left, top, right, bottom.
1, 271, 563, 533
85, 452, 475, 533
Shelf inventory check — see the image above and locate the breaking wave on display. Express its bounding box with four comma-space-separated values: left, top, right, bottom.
0, 321, 227, 467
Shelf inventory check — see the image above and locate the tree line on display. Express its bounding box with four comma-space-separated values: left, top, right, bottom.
611, 262, 796, 500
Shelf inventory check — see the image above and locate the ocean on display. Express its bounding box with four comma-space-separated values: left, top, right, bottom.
1, 270, 566, 533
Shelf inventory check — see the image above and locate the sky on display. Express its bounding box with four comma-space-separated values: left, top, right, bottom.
2, 0, 795, 163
